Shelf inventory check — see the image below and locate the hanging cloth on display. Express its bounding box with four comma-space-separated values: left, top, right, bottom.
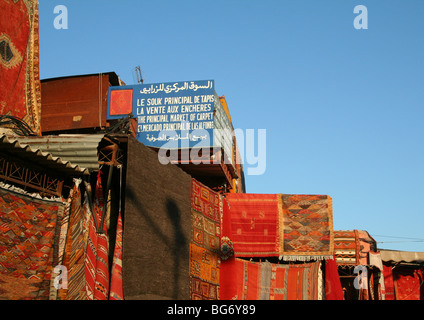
84, 170, 109, 300
324, 256, 344, 300
109, 166, 124, 300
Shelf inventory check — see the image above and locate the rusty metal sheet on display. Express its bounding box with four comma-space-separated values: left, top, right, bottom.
41, 73, 118, 133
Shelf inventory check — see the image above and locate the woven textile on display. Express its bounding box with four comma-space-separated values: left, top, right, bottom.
369, 251, 386, 300
280, 194, 333, 260
51, 182, 74, 300
0, 0, 41, 134
190, 179, 222, 300
109, 211, 123, 300
225, 193, 280, 257
191, 179, 221, 253
383, 264, 395, 300
84, 171, 109, 300
393, 268, 424, 300
225, 193, 334, 260
357, 230, 377, 265
324, 257, 344, 300
221, 258, 322, 300
334, 230, 360, 265
0, 187, 65, 299
54, 180, 93, 300
189, 243, 220, 300
64, 182, 87, 300
334, 230, 376, 266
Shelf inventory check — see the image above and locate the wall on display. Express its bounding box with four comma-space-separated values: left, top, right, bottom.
122, 137, 192, 299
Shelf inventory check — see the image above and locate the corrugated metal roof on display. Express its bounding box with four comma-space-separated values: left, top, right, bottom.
14, 134, 105, 171
0, 134, 91, 175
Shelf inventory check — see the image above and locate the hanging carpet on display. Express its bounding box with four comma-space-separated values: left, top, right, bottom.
280, 194, 333, 260
324, 257, 344, 300
357, 230, 377, 265
334, 230, 376, 265
190, 179, 222, 300
225, 193, 280, 257
225, 193, 334, 261
0, 186, 65, 299
0, 0, 41, 134
109, 210, 123, 300
393, 267, 424, 300
333, 230, 360, 265
84, 170, 110, 300
220, 258, 322, 300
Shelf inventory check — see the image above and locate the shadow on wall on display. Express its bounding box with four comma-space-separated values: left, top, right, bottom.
125, 187, 188, 299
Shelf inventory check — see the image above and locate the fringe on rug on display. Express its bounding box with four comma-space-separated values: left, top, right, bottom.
279, 254, 333, 262
0, 181, 64, 203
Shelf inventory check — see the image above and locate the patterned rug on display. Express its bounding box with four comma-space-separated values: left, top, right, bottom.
280, 194, 334, 260
53, 181, 87, 300
0, 186, 65, 299
225, 193, 280, 257
225, 193, 334, 261
220, 258, 322, 300
109, 210, 123, 300
0, 0, 41, 134
333, 230, 360, 265
85, 170, 109, 300
334, 230, 376, 265
190, 179, 222, 300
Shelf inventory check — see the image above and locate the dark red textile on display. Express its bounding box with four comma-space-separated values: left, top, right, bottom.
383, 264, 395, 300
325, 257, 344, 300
220, 196, 237, 300
225, 193, 280, 257
394, 267, 424, 300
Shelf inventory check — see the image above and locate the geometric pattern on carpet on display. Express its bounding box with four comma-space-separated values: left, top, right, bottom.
281, 194, 334, 260
0, 187, 65, 299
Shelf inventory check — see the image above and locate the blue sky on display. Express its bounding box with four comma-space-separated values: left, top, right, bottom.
38, 1, 424, 252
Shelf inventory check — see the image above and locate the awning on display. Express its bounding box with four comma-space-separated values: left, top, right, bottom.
380, 249, 424, 263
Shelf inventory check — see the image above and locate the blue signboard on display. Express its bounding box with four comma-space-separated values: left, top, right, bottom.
107, 80, 216, 149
